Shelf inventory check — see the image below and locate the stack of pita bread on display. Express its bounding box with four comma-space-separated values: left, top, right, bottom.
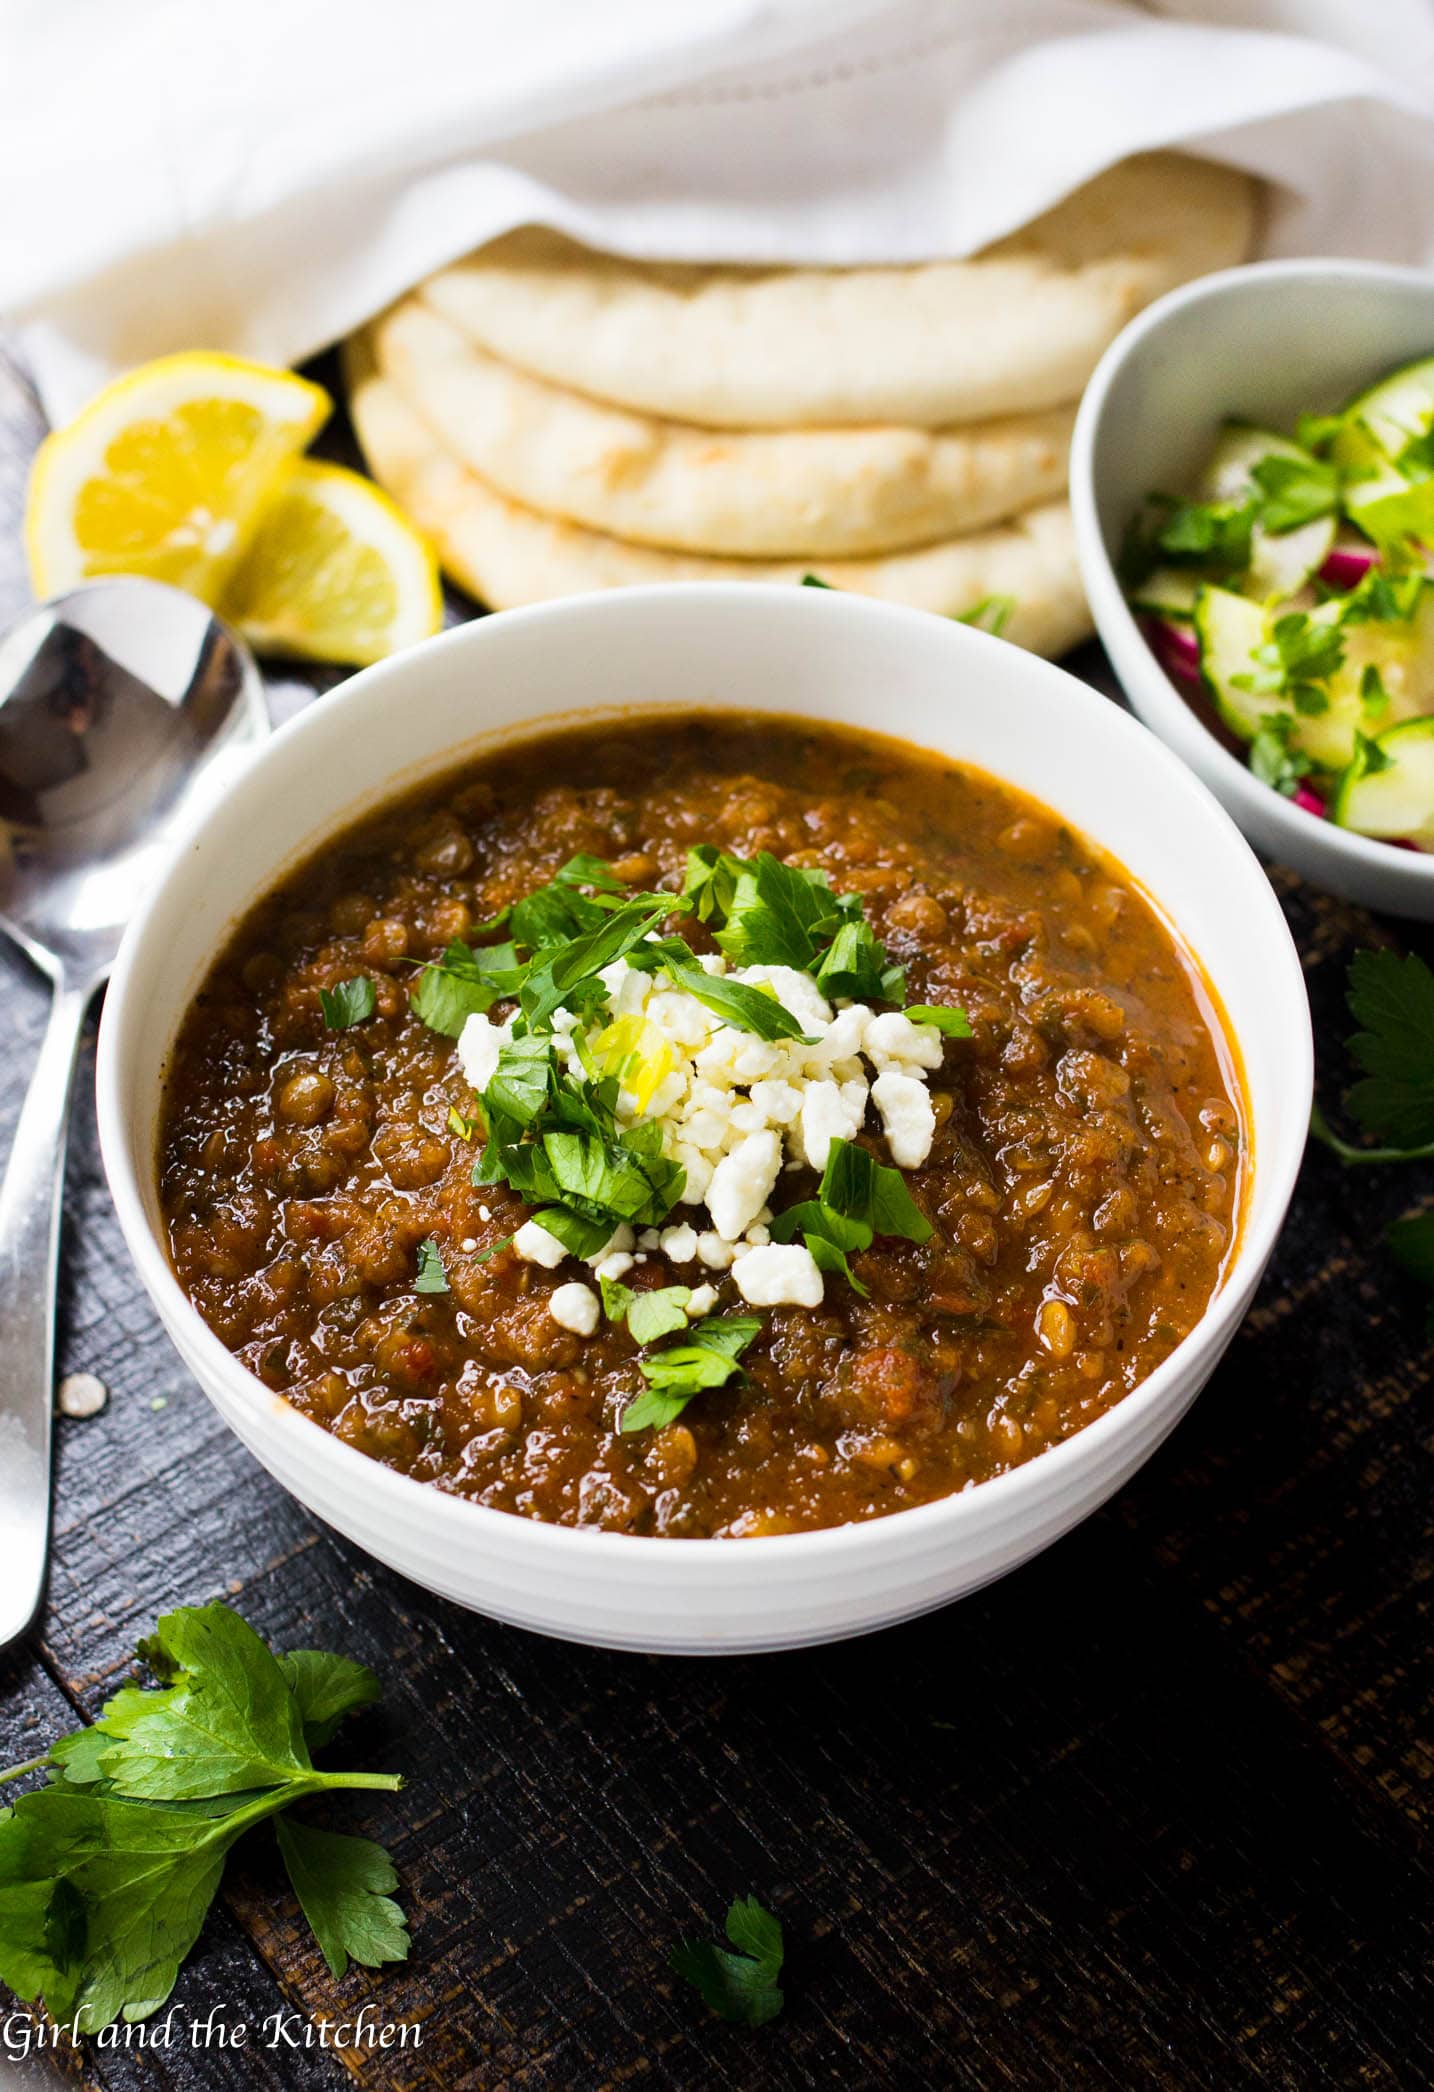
346, 154, 1257, 658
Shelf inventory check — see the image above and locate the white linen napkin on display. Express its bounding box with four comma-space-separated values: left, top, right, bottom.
5, 0, 1434, 421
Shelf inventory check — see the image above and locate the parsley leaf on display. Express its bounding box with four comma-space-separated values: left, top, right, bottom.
769, 1199, 871, 1295
601, 1276, 693, 1344
1346, 949, 1434, 1148
634, 936, 811, 1041
714, 853, 840, 970
0, 1603, 405, 2033
818, 1138, 933, 1243
319, 976, 375, 1030
485, 1035, 553, 1125
277, 1651, 383, 1751
411, 938, 524, 1036
1231, 609, 1344, 716
1248, 452, 1341, 534
621, 1315, 762, 1432
414, 1238, 449, 1293
672, 1896, 785, 2027
274, 1819, 408, 1982
1248, 714, 1314, 797
903, 1003, 972, 1037
814, 919, 906, 1004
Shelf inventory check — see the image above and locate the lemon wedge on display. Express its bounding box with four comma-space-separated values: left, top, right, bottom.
220, 460, 442, 666
25, 353, 330, 602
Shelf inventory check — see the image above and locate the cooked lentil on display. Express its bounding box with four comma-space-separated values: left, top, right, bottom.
159, 715, 1244, 1537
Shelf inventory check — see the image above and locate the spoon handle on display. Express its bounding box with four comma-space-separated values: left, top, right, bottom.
0, 973, 93, 1650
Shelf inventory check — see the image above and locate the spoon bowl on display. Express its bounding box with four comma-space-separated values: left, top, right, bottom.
0, 578, 266, 1649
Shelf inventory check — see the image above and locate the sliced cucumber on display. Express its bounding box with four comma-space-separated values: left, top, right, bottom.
1331, 716, 1434, 848
1194, 585, 1274, 741
1195, 579, 1434, 774
1129, 567, 1201, 620
1197, 420, 1310, 503
1338, 354, 1434, 465
1198, 419, 1334, 599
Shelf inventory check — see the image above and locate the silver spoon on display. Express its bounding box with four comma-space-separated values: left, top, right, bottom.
0, 578, 267, 1650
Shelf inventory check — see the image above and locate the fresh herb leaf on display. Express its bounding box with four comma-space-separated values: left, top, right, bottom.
800, 573, 833, 588
552, 852, 629, 894
525, 1207, 615, 1260
411, 939, 524, 1036
903, 1003, 972, 1037
274, 1818, 409, 1982
634, 937, 812, 1041
1360, 663, 1392, 716
542, 1127, 685, 1227
681, 845, 742, 925
954, 593, 1016, 636
621, 1315, 762, 1432
277, 1651, 383, 1752
1248, 452, 1341, 534
1248, 714, 1314, 797
485, 1035, 553, 1126
520, 896, 671, 1029
414, 1238, 449, 1294
601, 1278, 693, 1345
319, 976, 375, 1030
1231, 608, 1345, 716
714, 853, 840, 971
672, 1895, 785, 2027
819, 1138, 933, 1243
1297, 411, 1345, 454
1345, 949, 1434, 1148
769, 1198, 872, 1295
814, 919, 905, 1004
0, 1604, 405, 2033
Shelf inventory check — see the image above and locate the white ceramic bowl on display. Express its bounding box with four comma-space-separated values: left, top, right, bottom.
96, 586, 1312, 1655
1071, 258, 1434, 919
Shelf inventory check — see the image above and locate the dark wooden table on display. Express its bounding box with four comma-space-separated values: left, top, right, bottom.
1, 343, 1431, 2092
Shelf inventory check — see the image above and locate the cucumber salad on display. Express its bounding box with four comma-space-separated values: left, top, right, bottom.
1121, 353, 1434, 851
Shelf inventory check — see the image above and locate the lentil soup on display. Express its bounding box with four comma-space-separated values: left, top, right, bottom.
159, 715, 1244, 1537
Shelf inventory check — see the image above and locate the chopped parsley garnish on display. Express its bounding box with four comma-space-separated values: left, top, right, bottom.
1247, 452, 1341, 534
414, 1237, 449, 1293
1230, 608, 1344, 716
1248, 714, 1315, 797
903, 1003, 973, 1037
620, 1314, 762, 1434
672, 1896, 785, 2027
318, 975, 376, 1029
769, 1137, 933, 1294
601, 1277, 693, 1345
0, 1602, 406, 2032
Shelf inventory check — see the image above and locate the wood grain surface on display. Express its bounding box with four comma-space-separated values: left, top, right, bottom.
0, 342, 1430, 2091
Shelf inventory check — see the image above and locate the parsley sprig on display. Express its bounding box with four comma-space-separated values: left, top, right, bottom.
0, 1603, 406, 2034
672, 1896, 785, 2026
1311, 949, 1434, 1325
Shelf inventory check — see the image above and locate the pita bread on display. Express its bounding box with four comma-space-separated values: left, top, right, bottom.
366, 299, 1073, 558
344, 340, 1092, 659
422, 154, 1257, 430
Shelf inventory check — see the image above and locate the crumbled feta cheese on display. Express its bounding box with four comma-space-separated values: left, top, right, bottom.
707, 1129, 782, 1242
549, 1281, 600, 1335
732, 964, 832, 1035
513, 1219, 568, 1268
459, 1237, 477, 1253
863, 1009, 945, 1071
798, 1077, 868, 1172
675, 1147, 714, 1203
457, 1012, 512, 1093
871, 1070, 937, 1167
646, 990, 711, 1047
746, 1223, 771, 1246
686, 1283, 719, 1317
814, 1003, 872, 1064
697, 1232, 737, 1269
637, 1228, 661, 1250
478, 1205, 492, 1222
659, 1223, 699, 1263
747, 1078, 803, 1125
596, 1251, 635, 1282
733, 1243, 825, 1308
